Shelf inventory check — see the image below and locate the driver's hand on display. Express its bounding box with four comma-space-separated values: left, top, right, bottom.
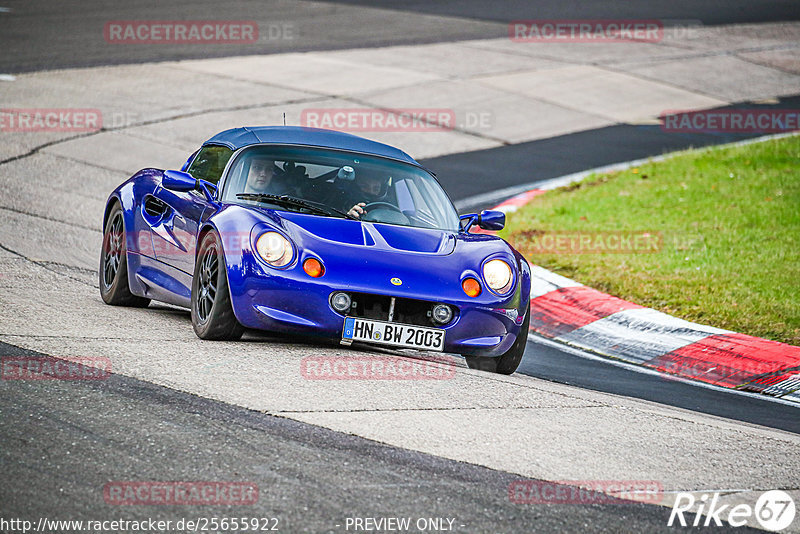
347, 202, 366, 219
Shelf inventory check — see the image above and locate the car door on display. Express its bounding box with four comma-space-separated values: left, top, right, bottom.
148, 187, 209, 275
149, 145, 233, 275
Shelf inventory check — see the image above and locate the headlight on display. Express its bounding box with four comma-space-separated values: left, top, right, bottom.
256, 232, 293, 267
483, 259, 513, 294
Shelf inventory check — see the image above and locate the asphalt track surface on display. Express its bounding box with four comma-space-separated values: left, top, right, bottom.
1, 340, 725, 534
1, 0, 799, 73
2, 3, 799, 532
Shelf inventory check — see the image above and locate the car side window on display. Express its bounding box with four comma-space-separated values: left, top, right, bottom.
186, 145, 233, 185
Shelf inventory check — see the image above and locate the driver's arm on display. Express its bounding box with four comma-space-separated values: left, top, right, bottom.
347, 202, 366, 219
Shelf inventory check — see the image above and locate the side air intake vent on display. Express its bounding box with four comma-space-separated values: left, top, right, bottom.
143, 196, 168, 218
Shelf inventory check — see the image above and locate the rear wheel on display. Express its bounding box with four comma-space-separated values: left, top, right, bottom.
464, 303, 530, 375
191, 231, 244, 340
99, 203, 150, 307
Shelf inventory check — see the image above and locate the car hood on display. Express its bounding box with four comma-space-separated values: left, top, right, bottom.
212, 204, 522, 304
274, 210, 457, 255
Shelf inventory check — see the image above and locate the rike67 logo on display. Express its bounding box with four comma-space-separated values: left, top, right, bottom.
669, 490, 796, 531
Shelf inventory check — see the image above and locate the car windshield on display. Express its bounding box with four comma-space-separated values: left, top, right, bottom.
220, 145, 460, 231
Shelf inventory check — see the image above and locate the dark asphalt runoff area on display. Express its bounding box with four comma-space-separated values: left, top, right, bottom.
317, 0, 800, 26
425, 95, 800, 211
1, 0, 798, 73
1, 0, 502, 74
0, 341, 707, 534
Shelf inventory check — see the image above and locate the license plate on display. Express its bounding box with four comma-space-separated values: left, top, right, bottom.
343, 317, 445, 351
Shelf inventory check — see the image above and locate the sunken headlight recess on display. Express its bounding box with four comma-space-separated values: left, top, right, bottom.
483, 259, 513, 294
256, 232, 293, 267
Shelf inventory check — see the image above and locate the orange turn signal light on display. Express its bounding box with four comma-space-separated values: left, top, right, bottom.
462, 277, 482, 297
303, 258, 324, 278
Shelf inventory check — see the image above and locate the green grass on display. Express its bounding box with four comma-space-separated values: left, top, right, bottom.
501, 135, 800, 345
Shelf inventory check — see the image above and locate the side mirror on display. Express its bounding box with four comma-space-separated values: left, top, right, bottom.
460, 210, 506, 231
478, 210, 505, 231
163, 170, 196, 192
197, 180, 218, 203
459, 213, 478, 232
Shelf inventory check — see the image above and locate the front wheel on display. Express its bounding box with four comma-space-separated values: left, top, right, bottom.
464, 303, 530, 375
99, 203, 150, 307
191, 231, 244, 341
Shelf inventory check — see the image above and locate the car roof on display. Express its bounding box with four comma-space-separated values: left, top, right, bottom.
203, 126, 421, 167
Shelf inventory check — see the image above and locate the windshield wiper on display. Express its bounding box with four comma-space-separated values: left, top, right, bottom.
236, 194, 357, 220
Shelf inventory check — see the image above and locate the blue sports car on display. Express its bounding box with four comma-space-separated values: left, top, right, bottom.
100, 127, 531, 374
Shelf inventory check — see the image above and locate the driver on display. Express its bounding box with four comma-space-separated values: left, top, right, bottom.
244, 156, 280, 194
346, 174, 391, 219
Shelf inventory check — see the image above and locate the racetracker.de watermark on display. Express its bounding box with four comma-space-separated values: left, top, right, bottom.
0, 110, 142, 132
511, 230, 662, 255
509, 480, 664, 505
1, 108, 102, 132
113, 231, 251, 260
103, 481, 259, 505
301, 108, 456, 132
104, 20, 261, 44
661, 109, 800, 133
300, 355, 457, 380
509, 20, 664, 42
1, 356, 111, 380
653, 353, 791, 385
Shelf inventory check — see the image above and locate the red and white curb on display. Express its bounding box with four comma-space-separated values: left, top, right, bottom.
469, 134, 800, 402
527, 267, 800, 402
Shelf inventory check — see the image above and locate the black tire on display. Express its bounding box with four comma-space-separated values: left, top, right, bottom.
191, 231, 244, 340
99, 203, 151, 307
465, 303, 530, 375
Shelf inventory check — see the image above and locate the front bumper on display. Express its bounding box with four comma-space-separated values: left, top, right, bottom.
228, 254, 526, 357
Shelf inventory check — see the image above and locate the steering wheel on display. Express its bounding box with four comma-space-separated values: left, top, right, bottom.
361, 202, 407, 224
363, 202, 402, 214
